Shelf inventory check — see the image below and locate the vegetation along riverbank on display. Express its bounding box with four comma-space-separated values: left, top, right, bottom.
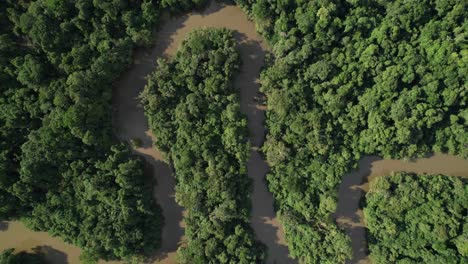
141, 28, 266, 263
1, 0, 466, 263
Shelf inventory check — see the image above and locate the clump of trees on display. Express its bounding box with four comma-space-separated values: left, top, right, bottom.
161, 0, 209, 12
234, 0, 467, 262
0, 249, 47, 264
3, 0, 467, 262
141, 28, 266, 263
364, 173, 467, 263
0, 0, 182, 262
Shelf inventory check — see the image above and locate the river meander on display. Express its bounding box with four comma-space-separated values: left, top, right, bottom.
1, 2, 467, 264
1, 2, 290, 264
335, 153, 468, 264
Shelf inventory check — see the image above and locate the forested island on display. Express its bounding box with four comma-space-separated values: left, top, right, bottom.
141, 28, 266, 263
1, 0, 467, 263
364, 173, 467, 263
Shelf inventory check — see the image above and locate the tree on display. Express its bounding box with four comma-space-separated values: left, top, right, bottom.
142, 28, 265, 263
0, 0, 167, 261
364, 173, 467, 263
0, 248, 47, 264
236, 0, 468, 262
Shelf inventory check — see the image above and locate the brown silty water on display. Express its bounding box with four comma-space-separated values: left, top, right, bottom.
0, 221, 81, 264
2, 2, 467, 264
334, 153, 468, 264
1, 2, 292, 263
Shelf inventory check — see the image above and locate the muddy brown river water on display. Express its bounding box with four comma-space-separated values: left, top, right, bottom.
111, 1, 292, 263
1, 2, 467, 264
335, 153, 468, 264
1, 2, 291, 264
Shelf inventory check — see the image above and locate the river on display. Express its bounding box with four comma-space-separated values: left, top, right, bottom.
1, 2, 291, 263
1, 2, 467, 264
113, 1, 293, 263
335, 153, 468, 264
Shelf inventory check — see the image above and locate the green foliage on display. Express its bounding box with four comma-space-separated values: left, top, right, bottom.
2, 0, 467, 262
142, 28, 265, 263
364, 173, 467, 263
0, 248, 47, 264
161, 0, 209, 12
0, 0, 169, 261
19, 141, 163, 260
130, 138, 143, 148
235, 0, 467, 262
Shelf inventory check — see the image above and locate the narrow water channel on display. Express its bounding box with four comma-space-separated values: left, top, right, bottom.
3, 2, 465, 264
335, 153, 468, 264
0, 2, 291, 263
136, 2, 293, 262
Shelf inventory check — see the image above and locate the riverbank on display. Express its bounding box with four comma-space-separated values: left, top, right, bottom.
335, 153, 468, 264
0, 2, 288, 264
113, 1, 293, 263
2, 2, 465, 263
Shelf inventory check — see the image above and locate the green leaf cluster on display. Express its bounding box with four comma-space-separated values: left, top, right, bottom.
141, 28, 266, 264
364, 173, 467, 263
235, 0, 467, 262
0, 0, 170, 261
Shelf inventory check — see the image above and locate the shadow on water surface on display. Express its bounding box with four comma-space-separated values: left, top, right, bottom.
145, 156, 185, 263
34, 246, 68, 264
199, 0, 228, 15
0, 221, 9, 231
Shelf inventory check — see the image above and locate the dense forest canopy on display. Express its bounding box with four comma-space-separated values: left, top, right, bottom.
0, 0, 192, 262
364, 173, 467, 263
2, 0, 467, 263
233, 0, 467, 262
141, 28, 266, 263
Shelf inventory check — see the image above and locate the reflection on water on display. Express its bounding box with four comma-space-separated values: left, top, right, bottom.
335, 153, 468, 264
34, 246, 69, 264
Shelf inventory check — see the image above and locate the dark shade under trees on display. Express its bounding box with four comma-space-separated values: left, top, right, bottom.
0, 248, 47, 264
141, 28, 266, 264
364, 173, 467, 263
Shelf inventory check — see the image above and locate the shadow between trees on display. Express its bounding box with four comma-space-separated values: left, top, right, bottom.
34, 246, 68, 264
